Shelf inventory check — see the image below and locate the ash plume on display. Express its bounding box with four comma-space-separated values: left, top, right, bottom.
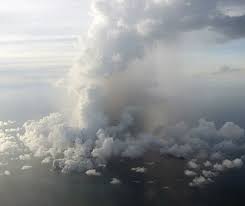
1, 0, 245, 187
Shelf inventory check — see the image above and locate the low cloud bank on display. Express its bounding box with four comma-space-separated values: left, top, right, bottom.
0, 114, 245, 186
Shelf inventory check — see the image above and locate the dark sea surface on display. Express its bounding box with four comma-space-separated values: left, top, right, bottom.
0, 154, 245, 206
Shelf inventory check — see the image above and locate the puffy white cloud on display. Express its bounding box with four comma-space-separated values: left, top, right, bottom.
202, 170, 216, 178
41, 156, 52, 164
110, 178, 121, 184
184, 170, 197, 177
0, 121, 16, 128
15, 111, 245, 188
213, 163, 224, 172
18, 111, 163, 173
213, 158, 243, 172
131, 167, 147, 173
189, 176, 212, 187
222, 159, 236, 169
0, 114, 244, 188
85, 169, 101, 176
21, 165, 32, 170
219, 122, 244, 139
0, 107, 237, 189
20, 113, 96, 173
204, 161, 212, 167
4, 170, 11, 176
188, 158, 243, 187
187, 160, 199, 170
91, 131, 118, 161
20, 113, 79, 158
233, 158, 244, 168
0, 121, 27, 166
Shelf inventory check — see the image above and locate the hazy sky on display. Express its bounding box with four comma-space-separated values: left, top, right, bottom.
0, 0, 91, 72
0, 0, 91, 120
0, 0, 90, 40
1, 0, 91, 60
0, 0, 245, 121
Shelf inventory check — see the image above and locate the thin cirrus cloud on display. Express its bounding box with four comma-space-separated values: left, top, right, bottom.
0, 0, 90, 87
0, 0, 91, 90
0, 0, 89, 121
0, 37, 77, 89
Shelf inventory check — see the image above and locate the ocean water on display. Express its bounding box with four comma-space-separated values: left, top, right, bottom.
1, 154, 245, 206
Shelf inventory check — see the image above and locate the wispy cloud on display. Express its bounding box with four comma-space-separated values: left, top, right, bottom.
213, 65, 244, 75
0, 0, 91, 38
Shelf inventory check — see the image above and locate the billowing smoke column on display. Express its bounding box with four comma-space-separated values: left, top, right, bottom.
68, 0, 168, 133
1, 0, 245, 186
